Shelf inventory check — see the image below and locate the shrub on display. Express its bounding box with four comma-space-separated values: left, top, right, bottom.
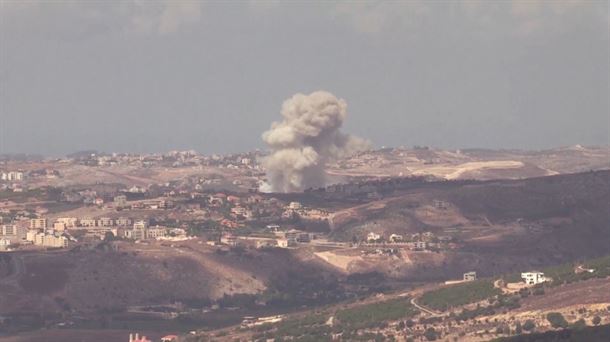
424, 327, 437, 341
546, 312, 569, 329
593, 316, 601, 326
523, 319, 535, 331
515, 321, 522, 334
571, 318, 586, 329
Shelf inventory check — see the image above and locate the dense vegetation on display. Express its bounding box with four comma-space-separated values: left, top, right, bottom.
546, 312, 569, 329
335, 297, 418, 330
419, 280, 501, 311
493, 323, 610, 342
249, 298, 418, 341
544, 255, 610, 286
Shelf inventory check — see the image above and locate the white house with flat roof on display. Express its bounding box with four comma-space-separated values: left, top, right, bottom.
521, 271, 546, 285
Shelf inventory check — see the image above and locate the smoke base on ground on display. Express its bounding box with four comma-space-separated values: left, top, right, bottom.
260, 91, 370, 193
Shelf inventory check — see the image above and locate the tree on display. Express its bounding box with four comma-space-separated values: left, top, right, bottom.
523, 319, 536, 331
571, 318, 586, 330
397, 320, 405, 331
424, 327, 437, 341
515, 321, 523, 334
592, 316, 601, 326
103, 231, 115, 242
546, 312, 568, 329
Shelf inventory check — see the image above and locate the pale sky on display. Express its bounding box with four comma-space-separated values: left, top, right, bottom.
0, 0, 608, 156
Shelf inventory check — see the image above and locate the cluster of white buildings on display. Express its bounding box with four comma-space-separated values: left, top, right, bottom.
0, 223, 69, 250
216, 227, 313, 249
0, 215, 189, 250
52, 216, 134, 230
281, 202, 331, 221
0, 171, 24, 181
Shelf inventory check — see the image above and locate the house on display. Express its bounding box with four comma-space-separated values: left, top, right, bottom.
288, 202, 302, 210
220, 235, 238, 246
389, 234, 403, 242
296, 233, 311, 243
114, 195, 128, 208
231, 206, 251, 218
266, 224, 280, 232
128, 185, 146, 194
255, 239, 276, 249
521, 271, 546, 285
277, 238, 296, 248
367, 232, 381, 243
227, 195, 241, 204
209, 193, 226, 206
463, 271, 477, 281
414, 241, 427, 249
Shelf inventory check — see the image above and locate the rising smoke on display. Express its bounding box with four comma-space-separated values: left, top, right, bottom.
261, 91, 370, 193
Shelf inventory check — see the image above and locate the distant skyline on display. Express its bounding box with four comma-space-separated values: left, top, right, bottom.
1, 1, 608, 156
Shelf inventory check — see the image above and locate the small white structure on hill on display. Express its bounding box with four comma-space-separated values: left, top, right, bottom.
367, 232, 381, 243
463, 271, 477, 281
521, 271, 546, 285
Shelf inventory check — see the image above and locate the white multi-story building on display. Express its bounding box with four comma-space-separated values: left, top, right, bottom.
30, 218, 47, 230
53, 222, 67, 231
114, 195, 128, 208
146, 226, 167, 239
56, 217, 78, 228
0, 224, 26, 243
115, 217, 132, 227
1, 171, 24, 181
133, 220, 149, 230
463, 271, 477, 281
32, 232, 68, 248
97, 217, 114, 227
79, 218, 97, 227
521, 271, 546, 285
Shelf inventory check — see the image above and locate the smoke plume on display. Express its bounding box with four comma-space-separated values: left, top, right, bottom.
261, 91, 369, 193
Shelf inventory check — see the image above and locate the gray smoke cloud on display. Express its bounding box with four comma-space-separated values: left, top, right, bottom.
261, 91, 370, 193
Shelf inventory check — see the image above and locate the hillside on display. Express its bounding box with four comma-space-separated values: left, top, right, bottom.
324, 170, 610, 279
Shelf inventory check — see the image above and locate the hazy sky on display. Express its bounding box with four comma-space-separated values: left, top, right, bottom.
0, 0, 608, 156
